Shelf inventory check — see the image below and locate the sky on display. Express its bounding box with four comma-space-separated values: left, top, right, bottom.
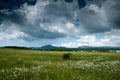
0, 0, 120, 48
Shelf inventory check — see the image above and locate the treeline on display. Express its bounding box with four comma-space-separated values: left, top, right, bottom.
1, 46, 31, 50
50, 48, 119, 52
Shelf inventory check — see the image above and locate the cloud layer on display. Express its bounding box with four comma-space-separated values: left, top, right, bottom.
0, 0, 120, 47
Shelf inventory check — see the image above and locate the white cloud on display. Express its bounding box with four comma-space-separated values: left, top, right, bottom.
60, 29, 120, 48
0, 31, 25, 40
101, 29, 120, 46
21, 1, 49, 24
0, 23, 27, 40
60, 35, 100, 48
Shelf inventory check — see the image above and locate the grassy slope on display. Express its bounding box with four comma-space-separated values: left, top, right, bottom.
0, 48, 120, 80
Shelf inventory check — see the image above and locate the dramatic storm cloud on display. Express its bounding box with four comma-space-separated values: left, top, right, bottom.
0, 0, 120, 47
0, 0, 37, 10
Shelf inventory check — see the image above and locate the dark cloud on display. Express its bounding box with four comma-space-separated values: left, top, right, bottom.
64, 0, 73, 3
77, 7, 110, 33
106, 1, 120, 29
18, 23, 67, 39
64, 0, 86, 9
0, 0, 120, 40
77, 0, 86, 9
41, 1, 73, 21
0, 18, 3, 24
76, 0, 120, 33
0, 0, 37, 10
0, 11, 25, 24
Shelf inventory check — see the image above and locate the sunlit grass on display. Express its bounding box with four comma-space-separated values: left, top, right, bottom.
0, 49, 120, 80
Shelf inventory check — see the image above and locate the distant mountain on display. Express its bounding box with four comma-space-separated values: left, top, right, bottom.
40, 45, 58, 50
31, 45, 59, 50
30, 45, 120, 51
31, 45, 67, 50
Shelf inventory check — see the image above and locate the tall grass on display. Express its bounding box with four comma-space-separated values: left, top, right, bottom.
0, 49, 120, 80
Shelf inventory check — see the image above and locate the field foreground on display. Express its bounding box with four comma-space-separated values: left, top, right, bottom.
0, 49, 120, 80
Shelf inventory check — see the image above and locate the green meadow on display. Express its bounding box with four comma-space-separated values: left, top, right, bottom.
0, 48, 120, 80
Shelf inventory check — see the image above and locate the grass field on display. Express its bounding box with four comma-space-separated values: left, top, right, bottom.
0, 48, 120, 80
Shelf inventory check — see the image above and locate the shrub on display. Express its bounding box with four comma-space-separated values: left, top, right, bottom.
97, 49, 110, 52
62, 53, 72, 60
